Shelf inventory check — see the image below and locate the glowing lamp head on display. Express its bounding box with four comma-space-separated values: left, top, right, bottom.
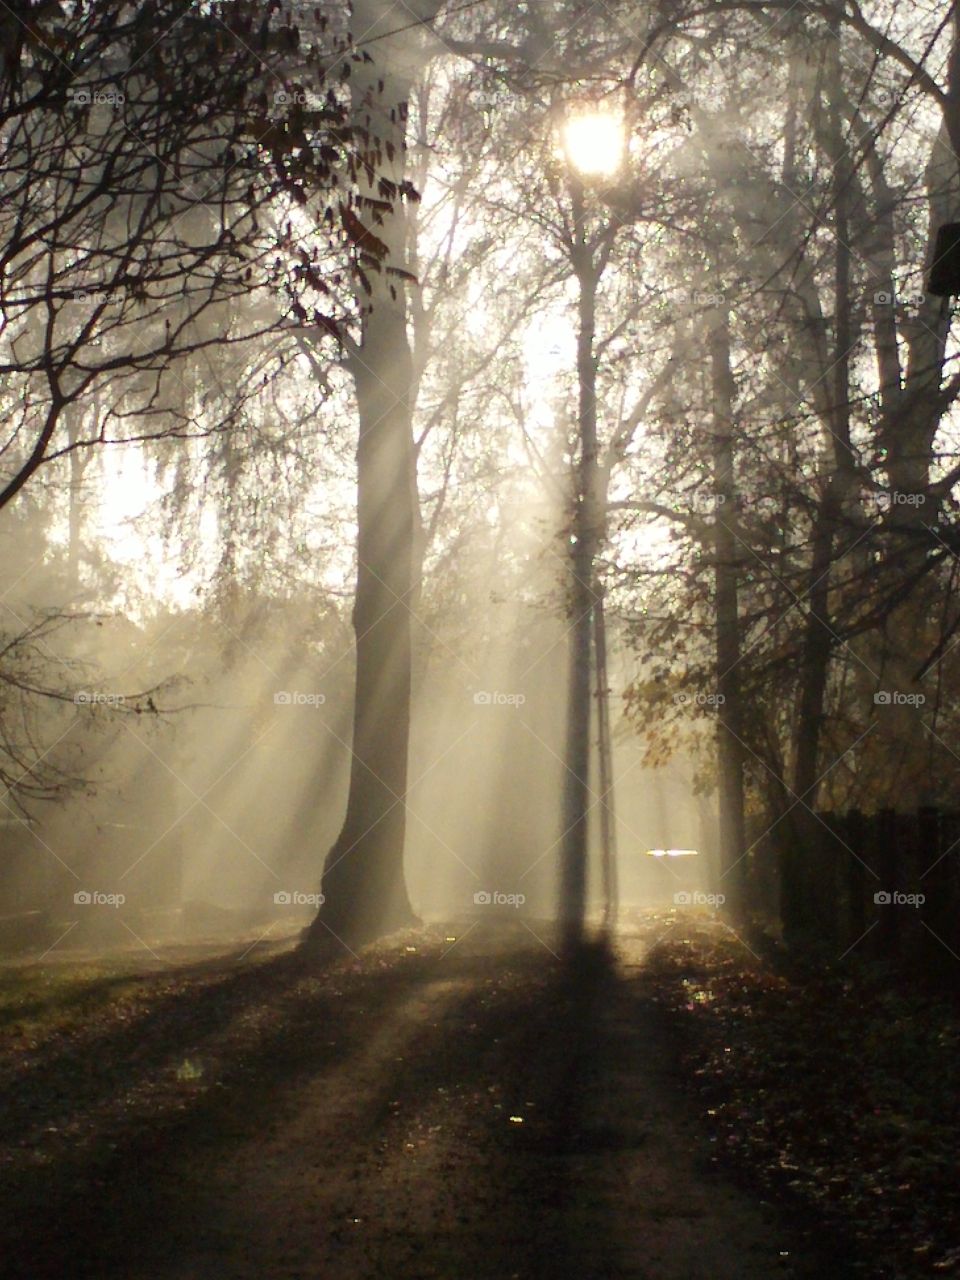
562, 110, 625, 178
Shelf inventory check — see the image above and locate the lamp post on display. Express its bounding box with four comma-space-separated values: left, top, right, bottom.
558, 107, 624, 948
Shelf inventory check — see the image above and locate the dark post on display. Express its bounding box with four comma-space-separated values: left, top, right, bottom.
876, 809, 898, 961
916, 806, 941, 975
844, 809, 866, 954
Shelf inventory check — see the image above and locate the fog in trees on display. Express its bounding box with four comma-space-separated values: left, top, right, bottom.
3, 3, 960, 1277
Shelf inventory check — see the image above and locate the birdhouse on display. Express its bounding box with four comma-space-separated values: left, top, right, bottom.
928, 222, 960, 296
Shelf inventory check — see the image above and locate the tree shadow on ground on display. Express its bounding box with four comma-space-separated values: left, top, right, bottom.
2, 927, 843, 1280
1, 931, 622, 1280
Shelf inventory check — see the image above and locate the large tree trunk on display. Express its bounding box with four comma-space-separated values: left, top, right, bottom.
307, 3, 430, 947
785, 16, 857, 942
869, 97, 960, 809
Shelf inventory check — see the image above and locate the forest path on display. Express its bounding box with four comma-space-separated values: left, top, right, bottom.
0, 915, 835, 1279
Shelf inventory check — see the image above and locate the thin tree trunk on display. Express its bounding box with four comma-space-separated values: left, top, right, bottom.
560, 177, 602, 947
594, 591, 619, 930
786, 15, 856, 941
707, 302, 746, 920
66, 407, 84, 594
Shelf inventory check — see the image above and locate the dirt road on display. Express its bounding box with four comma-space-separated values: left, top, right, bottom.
0, 917, 840, 1279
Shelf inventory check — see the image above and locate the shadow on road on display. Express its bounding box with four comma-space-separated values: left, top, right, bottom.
0, 924, 840, 1280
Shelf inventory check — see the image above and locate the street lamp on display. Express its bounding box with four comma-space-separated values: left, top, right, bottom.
557, 103, 626, 946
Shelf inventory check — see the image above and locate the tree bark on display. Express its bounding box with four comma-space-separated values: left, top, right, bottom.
786, 15, 856, 940
307, 3, 430, 947
706, 302, 746, 921
593, 591, 619, 930
560, 177, 602, 947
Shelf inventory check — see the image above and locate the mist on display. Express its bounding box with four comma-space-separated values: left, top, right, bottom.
2, 3, 959, 1278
